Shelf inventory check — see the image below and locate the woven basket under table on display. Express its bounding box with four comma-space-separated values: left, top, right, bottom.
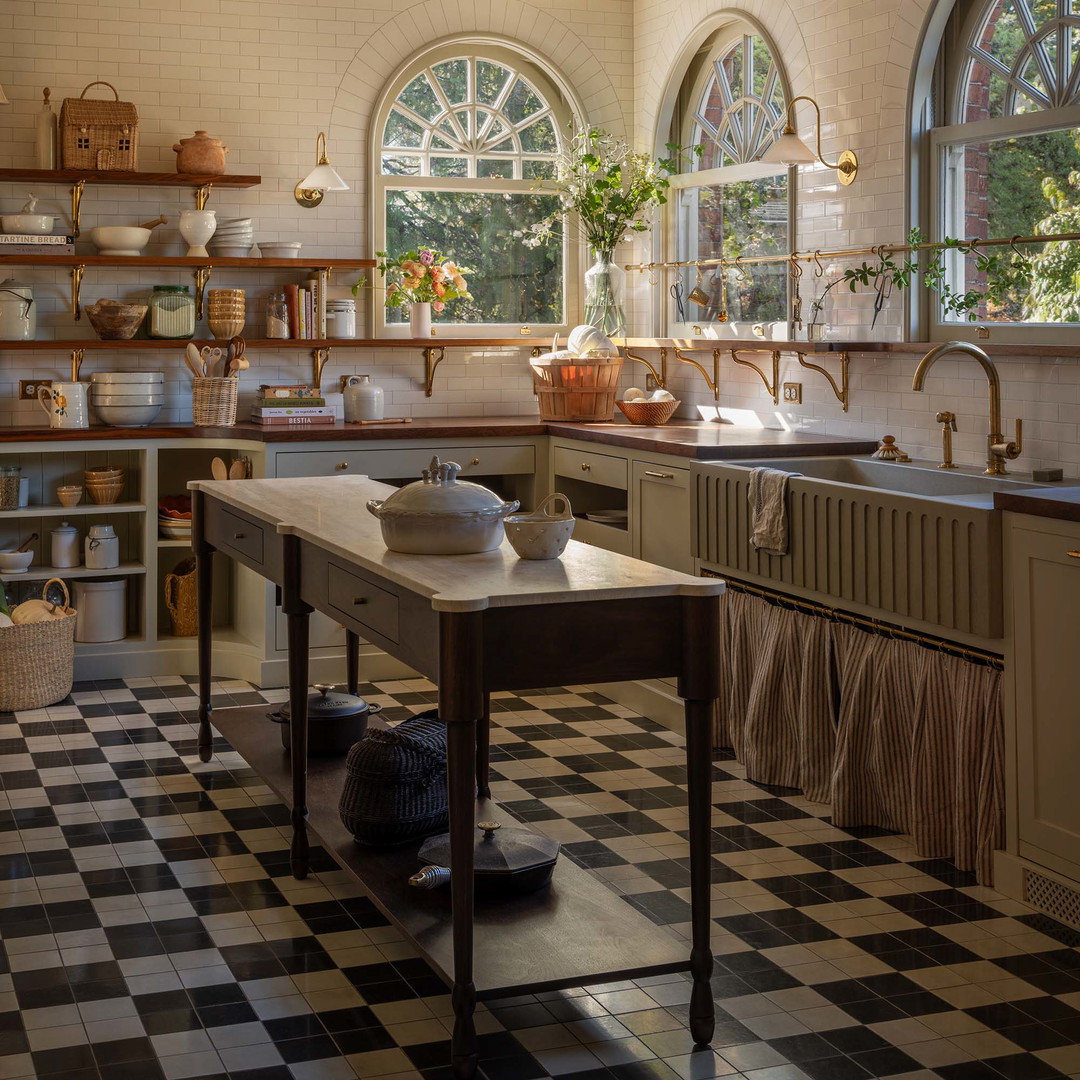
0, 579, 77, 712
192, 376, 237, 427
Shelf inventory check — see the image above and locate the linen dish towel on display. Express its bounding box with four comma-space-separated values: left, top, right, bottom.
748, 466, 799, 555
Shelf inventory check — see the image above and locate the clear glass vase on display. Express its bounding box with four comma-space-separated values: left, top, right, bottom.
584, 250, 626, 336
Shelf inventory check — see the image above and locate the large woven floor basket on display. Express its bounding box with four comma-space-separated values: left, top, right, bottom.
0, 579, 77, 712
530, 357, 623, 422
192, 377, 237, 426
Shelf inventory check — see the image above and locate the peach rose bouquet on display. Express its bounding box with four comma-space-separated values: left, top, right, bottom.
371, 248, 472, 314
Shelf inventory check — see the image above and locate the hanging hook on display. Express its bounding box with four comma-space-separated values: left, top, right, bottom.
1010, 234, 1028, 261
734, 256, 746, 281
647, 262, 659, 287
813, 250, 825, 278
789, 253, 803, 281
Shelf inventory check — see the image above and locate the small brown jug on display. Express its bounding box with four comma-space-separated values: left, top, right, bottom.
173, 130, 229, 174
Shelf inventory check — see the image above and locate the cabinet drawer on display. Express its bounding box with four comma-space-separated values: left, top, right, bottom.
324, 562, 399, 643
553, 445, 627, 490
208, 504, 267, 570
275, 444, 535, 480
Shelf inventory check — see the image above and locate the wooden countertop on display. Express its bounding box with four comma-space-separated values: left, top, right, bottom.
995, 487, 1080, 522
0, 417, 879, 459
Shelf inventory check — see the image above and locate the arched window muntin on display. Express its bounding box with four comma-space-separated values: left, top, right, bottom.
928, 0, 1080, 341
371, 40, 580, 337
665, 25, 793, 335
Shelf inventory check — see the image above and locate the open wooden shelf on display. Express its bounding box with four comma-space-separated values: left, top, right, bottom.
0, 254, 374, 269
0, 168, 261, 188
212, 704, 691, 997
0, 501, 144, 519
0, 338, 539, 351
0, 561, 145, 582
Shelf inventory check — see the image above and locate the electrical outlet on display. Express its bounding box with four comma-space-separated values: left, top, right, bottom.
645, 374, 658, 392
20, 380, 49, 400
782, 382, 802, 404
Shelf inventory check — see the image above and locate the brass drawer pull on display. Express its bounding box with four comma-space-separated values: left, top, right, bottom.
470, 457, 480, 466
644, 470, 675, 480
1068, 551, 1080, 559
233, 532, 246, 540
335, 462, 349, 471
353, 597, 367, 605
581, 462, 591, 471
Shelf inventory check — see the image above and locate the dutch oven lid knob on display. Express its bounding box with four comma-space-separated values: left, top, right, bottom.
314, 683, 334, 699
477, 821, 501, 838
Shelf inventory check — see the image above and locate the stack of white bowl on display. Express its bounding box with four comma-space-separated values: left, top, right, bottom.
89, 372, 164, 427
208, 218, 254, 258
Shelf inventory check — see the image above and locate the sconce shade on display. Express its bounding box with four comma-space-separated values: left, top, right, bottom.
299, 162, 348, 192
757, 95, 858, 185
760, 131, 817, 166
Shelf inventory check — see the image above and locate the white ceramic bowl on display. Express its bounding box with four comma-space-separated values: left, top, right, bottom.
1, 213, 55, 235
259, 242, 302, 258
217, 218, 253, 228
89, 226, 152, 256
0, 550, 34, 573
90, 371, 164, 384
91, 395, 163, 405
208, 245, 253, 258
93, 402, 163, 427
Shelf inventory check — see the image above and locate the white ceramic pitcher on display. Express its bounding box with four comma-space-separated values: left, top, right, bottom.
38, 381, 88, 429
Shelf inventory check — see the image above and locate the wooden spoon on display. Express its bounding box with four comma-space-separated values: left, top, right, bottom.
210, 458, 228, 481
184, 342, 204, 378
137, 215, 168, 230
15, 532, 38, 553
228, 459, 246, 481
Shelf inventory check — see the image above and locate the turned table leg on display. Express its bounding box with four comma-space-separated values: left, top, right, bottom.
440, 610, 482, 1079
284, 535, 313, 880
345, 629, 360, 696
192, 490, 215, 763
679, 593, 720, 1046
476, 694, 491, 799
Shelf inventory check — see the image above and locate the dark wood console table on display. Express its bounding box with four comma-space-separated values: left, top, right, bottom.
190, 475, 724, 1078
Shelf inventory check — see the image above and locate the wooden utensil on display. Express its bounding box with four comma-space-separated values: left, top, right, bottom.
137, 215, 168, 230
348, 417, 414, 426
200, 346, 223, 377
224, 336, 247, 377
228, 459, 246, 480
15, 532, 38, 552
211, 458, 228, 481
184, 342, 204, 378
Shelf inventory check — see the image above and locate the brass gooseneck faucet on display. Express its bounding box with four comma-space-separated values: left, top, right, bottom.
911, 341, 1022, 475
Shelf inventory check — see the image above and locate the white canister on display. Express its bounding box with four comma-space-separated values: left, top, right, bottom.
84, 523, 120, 569
73, 579, 126, 642
17, 476, 28, 508
326, 298, 356, 339
0, 279, 36, 341
37, 381, 88, 429
343, 374, 384, 421
51, 521, 80, 568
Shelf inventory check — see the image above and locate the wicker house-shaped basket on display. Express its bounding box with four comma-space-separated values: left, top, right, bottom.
60, 82, 139, 171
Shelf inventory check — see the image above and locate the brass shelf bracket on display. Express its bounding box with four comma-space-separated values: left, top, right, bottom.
731, 348, 780, 404
622, 346, 668, 389
673, 347, 720, 400
423, 345, 446, 397
194, 183, 213, 210
70, 348, 85, 382
193, 266, 212, 321
71, 265, 85, 320
312, 347, 331, 391
530, 345, 543, 358
796, 350, 850, 412
70, 179, 86, 238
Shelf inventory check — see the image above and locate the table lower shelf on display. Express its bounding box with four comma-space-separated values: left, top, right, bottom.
212, 705, 691, 998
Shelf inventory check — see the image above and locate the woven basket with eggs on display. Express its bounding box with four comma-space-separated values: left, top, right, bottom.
617, 387, 680, 426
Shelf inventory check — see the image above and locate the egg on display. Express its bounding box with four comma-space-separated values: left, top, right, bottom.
624, 387, 647, 401
650, 389, 675, 401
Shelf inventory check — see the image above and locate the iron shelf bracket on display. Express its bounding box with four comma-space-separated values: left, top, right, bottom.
796, 350, 850, 412
312, 347, 331, 391
424, 345, 446, 397
193, 267, 212, 321
730, 348, 780, 404
673, 347, 720, 400
70, 348, 85, 382
71, 265, 85, 320
622, 346, 668, 389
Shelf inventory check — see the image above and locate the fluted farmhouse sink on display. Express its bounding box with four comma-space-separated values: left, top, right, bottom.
692, 457, 1046, 641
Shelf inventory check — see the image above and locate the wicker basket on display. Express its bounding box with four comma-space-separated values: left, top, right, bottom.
339, 710, 448, 846
164, 557, 197, 637
60, 82, 139, 171
530, 356, 623, 422
0, 579, 76, 712
192, 376, 237, 427
616, 398, 680, 426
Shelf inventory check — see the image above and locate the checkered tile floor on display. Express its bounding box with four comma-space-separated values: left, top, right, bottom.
0, 677, 1078, 1080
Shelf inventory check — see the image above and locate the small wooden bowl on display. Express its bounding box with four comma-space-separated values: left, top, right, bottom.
85, 480, 123, 505
57, 485, 83, 507
616, 399, 680, 426
85, 300, 149, 341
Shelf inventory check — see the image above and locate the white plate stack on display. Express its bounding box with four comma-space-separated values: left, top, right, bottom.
209, 218, 254, 258
89, 371, 164, 427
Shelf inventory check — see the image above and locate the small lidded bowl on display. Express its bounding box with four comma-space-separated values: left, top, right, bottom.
503, 492, 575, 560
366, 456, 519, 555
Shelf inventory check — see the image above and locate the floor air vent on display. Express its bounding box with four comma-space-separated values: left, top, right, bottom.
1024, 867, 1080, 930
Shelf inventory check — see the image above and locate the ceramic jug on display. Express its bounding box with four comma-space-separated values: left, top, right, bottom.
84, 523, 119, 569
343, 374, 384, 422
38, 381, 88, 429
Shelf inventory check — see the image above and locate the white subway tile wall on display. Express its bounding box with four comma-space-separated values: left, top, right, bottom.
1, 0, 1076, 475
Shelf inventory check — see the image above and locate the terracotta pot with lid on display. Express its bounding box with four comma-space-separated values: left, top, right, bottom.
173, 131, 229, 174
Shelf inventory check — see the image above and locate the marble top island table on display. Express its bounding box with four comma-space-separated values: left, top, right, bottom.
189, 475, 725, 1079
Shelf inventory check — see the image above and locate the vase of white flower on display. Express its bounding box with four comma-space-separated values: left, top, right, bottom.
584, 250, 626, 336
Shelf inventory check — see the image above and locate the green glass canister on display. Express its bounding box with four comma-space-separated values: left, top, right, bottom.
148, 285, 196, 339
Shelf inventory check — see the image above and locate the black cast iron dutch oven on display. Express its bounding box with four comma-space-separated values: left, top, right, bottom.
268, 683, 381, 756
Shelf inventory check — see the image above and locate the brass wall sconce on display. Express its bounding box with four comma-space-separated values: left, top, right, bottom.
760, 95, 858, 186
294, 132, 349, 208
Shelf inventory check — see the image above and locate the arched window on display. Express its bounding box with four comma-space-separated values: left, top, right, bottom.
667, 28, 791, 331
930, 0, 1080, 338
373, 44, 575, 334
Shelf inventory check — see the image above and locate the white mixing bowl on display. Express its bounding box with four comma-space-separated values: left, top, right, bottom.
89, 226, 152, 256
